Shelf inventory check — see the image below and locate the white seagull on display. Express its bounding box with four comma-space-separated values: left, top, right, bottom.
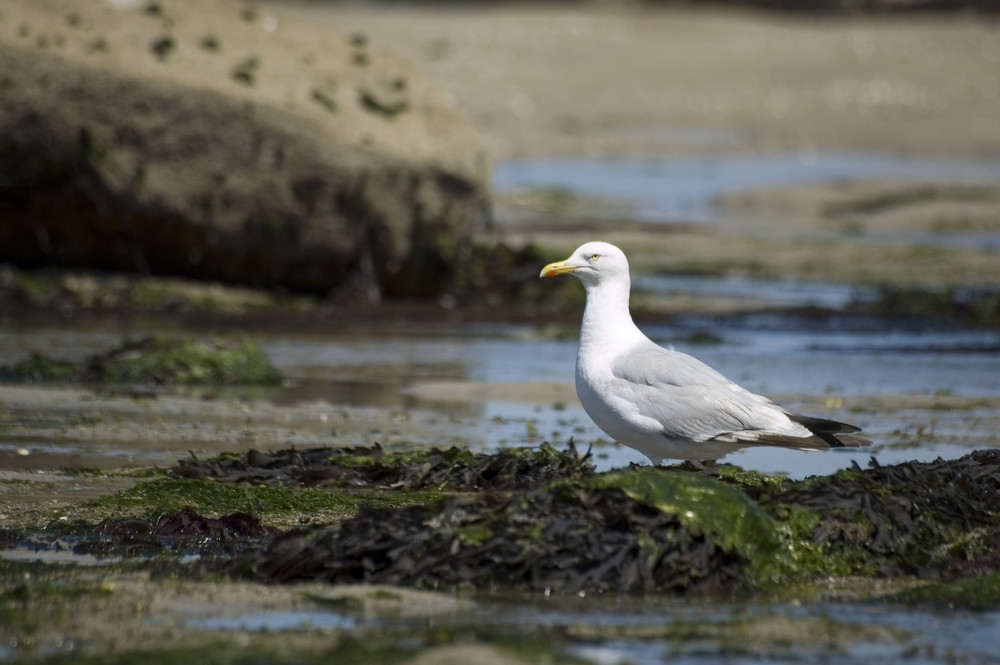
540, 241, 871, 465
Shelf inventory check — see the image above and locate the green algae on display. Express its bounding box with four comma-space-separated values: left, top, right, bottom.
766, 503, 870, 579
96, 337, 282, 385
85, 477, 446, 523
0, 337, 282, 386
579, 466, 893, 587
1, 353, 78, 382
709, 463, 788, 493
584, 468, 792, 586
457, 523, 493, 547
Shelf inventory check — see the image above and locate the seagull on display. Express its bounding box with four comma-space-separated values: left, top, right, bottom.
540, 241, 871, 465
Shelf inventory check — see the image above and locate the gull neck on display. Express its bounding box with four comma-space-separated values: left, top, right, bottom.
578, 276, 645, 352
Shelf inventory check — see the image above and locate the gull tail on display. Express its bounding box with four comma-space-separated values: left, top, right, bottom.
723, 414, 872, 451
787, 414, 872, 448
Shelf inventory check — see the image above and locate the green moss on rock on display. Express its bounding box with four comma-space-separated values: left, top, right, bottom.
94, 337, 282, 385
585, 468, 792, 586
0, 336, 283, 386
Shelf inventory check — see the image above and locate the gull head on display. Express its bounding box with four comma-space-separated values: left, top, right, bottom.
539, 241, 630, 288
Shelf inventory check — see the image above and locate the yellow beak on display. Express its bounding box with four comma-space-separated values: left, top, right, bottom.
539, 259, 578, 278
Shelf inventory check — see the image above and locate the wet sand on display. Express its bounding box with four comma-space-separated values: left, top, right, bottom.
267, 2, 1000, 160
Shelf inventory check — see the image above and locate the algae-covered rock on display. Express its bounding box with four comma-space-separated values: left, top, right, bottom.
11, 443, 1000, 598
762, 451, 1000, 579
586, 468, 790, 586
0, 0, 488, 299
86, 337, 282, 385
684, 451, 1000, 582
226, 450, 1000, 594
1, 336, 282, 385
232, 485, 746, 593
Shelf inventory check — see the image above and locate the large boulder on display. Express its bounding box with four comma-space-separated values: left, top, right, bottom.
0, 0, 490, 300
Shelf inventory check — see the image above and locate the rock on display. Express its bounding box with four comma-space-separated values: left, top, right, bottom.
0, 336, 283, 385
0, 0, 490, 300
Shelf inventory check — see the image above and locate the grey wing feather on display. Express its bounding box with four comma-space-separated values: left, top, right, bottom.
610, 342, 787, 441
611, 342, 738, 390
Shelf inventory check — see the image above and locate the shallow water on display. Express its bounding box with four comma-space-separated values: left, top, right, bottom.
172, 593, 1000, 665
186, 611, 359, 631
635, 273, 878, 309
2, 319, 999, 665
493, 151, 1000, 223
1, 317, 998, 479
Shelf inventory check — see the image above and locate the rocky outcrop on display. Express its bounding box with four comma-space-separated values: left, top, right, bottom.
0, 0, 490, 300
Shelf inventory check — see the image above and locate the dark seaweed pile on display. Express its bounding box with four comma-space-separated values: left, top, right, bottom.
228, 485, 745, 594
743, 450, 1000, 578
8, 448, 1000, 595
172, 442, 594, 491
1, 508, 277, 560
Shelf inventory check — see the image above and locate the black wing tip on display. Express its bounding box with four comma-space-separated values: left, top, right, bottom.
787, 413, 871, 447
789, 413, 863, 435
824, 433, 873, 448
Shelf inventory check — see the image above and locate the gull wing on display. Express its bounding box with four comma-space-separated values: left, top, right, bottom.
609, 341, 870, 448
608, 342, 807, 442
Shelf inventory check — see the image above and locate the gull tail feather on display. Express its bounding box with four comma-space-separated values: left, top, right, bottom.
787, 413, 872, 448
720, 414, 872, 451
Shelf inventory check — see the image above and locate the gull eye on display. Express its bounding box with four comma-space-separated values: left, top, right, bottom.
590, 253, 600, 261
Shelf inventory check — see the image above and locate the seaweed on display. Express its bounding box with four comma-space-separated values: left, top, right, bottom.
230, 485, 746, 594
10, 445, 1000, 597
1, 508, 278, 560
171, 441, 594, 491
700, 450, 1000, 579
